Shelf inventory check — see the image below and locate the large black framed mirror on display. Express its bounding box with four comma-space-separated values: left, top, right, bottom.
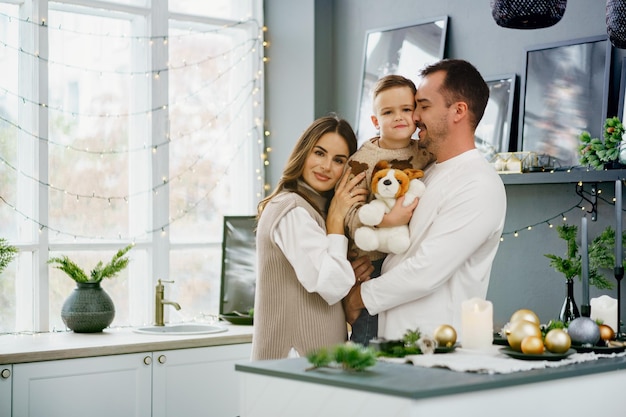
219, 215, 257, 316
355, 17, 448, 145
475, 74, 517, 162
519, 35, 612, 169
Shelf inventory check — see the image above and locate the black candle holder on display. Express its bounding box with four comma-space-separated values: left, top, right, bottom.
616, 265, 624, 337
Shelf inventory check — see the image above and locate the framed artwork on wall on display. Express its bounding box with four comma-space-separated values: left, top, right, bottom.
219, 215, 256, 316
355, 17, 448, 145
475, 74, 517, 161
518, 35, 612, 169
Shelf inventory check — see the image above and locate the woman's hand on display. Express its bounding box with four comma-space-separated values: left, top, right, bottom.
326, 170, 366, 234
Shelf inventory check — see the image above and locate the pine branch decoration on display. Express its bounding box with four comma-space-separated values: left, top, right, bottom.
48, 244, 133, 283
0, 238, 18, 274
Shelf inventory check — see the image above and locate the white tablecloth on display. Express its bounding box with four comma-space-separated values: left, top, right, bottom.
379, 344, 626, 374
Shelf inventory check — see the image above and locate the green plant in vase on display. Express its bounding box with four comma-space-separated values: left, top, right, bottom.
545, 224, 614, 289
48, 244, 133, 332
578, 116, 624, 170
545, 224, 616, 323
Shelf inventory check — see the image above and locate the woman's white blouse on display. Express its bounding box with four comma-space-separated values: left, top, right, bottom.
273, 206, 355, 306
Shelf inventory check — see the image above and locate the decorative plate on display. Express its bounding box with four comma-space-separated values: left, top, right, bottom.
370, 339, 458, 357
219, 313, 253, 325
492, 333, 509, 346
434, 343, 458, 354
571, 343, 626, 354
500, 347, 575, 361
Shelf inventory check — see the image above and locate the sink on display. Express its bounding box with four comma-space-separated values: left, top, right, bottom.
133, 323, 228, 335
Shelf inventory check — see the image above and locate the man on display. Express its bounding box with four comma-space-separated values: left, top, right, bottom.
343, 59, 507, 341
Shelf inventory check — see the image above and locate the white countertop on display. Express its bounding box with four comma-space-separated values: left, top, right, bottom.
0, 323, 253, 365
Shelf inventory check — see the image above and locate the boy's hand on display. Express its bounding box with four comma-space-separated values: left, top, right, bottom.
378, 195, 418, 227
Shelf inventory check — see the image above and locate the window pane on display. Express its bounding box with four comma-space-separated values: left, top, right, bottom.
169, 247, 222, 321
47, 11, 132, 242
168, 23, 258, 241
0, 4, 19, 241
169, 0, 252, 20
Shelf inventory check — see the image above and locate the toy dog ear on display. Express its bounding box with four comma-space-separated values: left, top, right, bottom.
372, 160, 391, 178
403, 169, 425, 180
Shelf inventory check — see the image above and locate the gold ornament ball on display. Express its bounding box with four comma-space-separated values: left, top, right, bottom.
433, 324, 457, 348
598, 324, 616, 341
521, 335, 544, 354
544, 328, 571, 353
509, 309, 540, 326
506, 320, 542, 351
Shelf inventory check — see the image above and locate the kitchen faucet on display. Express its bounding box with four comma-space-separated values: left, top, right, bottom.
155, 279, 181, 326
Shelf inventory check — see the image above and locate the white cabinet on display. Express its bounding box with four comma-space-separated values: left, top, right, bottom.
12, 352, 152, 417
152, 343, 251, 417
1, 365, 11, 417
9, 343, 251, 417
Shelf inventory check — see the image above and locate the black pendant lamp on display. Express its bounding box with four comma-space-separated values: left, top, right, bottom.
607, 0, 626, 48
491, 0, 567, 29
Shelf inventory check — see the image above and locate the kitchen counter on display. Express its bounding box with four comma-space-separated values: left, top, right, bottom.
0, 323, 253, 364
236, 352, 626, 416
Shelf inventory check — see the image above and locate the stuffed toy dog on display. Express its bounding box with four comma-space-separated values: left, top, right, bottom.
354, 160, 425, 254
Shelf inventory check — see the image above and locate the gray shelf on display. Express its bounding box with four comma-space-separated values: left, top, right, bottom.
500, 169, 626, 185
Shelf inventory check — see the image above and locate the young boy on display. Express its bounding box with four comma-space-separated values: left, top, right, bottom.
343, 74, 434, 345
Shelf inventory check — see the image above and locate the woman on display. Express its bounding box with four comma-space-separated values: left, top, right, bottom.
251, 115, 372, 360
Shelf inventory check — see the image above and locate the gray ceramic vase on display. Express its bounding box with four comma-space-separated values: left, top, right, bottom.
61, 282, 115, 333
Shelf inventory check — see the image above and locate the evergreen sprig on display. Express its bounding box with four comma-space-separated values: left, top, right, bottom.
579, 117, 624, 170
0, 238, 18, 274
48, 244, 133, 283
306, 343, 377, 372
545, 224, 616, 290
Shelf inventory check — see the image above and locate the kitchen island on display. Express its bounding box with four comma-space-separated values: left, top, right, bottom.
236, 349, 626, 417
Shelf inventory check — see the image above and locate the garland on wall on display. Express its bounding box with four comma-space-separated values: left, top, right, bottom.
0, 10, 268, 241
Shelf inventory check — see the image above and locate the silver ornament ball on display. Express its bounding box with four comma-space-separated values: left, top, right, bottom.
567, 317, 600, 346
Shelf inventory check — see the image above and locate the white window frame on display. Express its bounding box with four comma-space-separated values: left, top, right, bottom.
3, 0, 264, 332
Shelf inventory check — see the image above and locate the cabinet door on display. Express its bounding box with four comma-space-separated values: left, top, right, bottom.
152, 343, 251, 417
0, 365, 11, 417
12, 352, 152, 417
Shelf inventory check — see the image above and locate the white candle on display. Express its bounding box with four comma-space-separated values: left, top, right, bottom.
581, 216, 589, 307
617, 180, 623, 268
591, 295, 618, 332
461, 298, 493, 350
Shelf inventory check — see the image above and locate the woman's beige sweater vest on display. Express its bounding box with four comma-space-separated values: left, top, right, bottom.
251, 189, 348, 360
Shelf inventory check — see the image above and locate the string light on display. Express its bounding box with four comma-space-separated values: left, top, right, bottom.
500, 198, 583, 241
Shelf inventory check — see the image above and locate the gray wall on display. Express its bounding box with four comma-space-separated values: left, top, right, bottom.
265, 0, 626, 328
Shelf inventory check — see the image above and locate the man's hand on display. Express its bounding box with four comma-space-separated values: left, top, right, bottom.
350, 254, 374, 284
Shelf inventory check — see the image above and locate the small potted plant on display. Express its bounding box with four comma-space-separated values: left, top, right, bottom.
48, 244, 133, 333
545, 224, 617, 323
0, 237, 18, 275
578, 116, 625, 170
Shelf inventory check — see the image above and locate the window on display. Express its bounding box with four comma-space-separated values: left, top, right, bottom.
0, 0, 264, 333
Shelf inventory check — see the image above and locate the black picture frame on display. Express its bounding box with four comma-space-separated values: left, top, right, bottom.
355, 17, 448, 145
219, 215, 256, 315
475, 74, 517, 161
518, 35, 612, 169
618, 57, 626, 123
